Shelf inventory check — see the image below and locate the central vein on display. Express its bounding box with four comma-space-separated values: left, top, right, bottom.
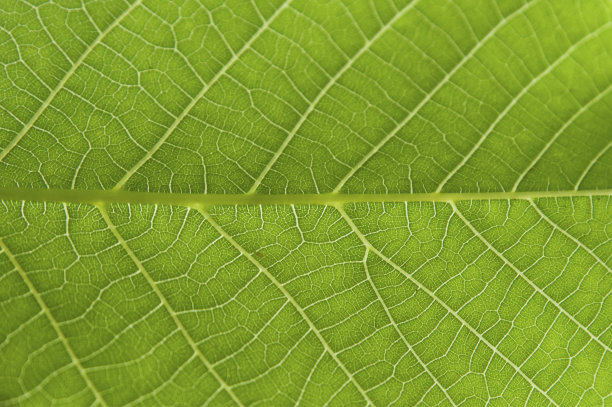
0, 187, 608, 207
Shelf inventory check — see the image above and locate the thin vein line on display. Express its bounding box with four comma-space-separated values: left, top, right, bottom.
528, 199, 611, 273
196, 206, 375, 407
575, 141, 612, 190
0, 187, 608, 207
436, 21, 612, 192
0, 0, 143, 163
0, 236, 109, 407
295, 349, 326, 406
112, 0, 293, 190
247, 0, 422, 193
334, 205, 559, 407
450, 202, 610, 351
97, 205, 245, 407
512, 84, 612, 191
363, 249, 456, 406
333, 0, 537, 193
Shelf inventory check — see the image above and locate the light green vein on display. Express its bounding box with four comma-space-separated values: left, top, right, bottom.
528, 198, 611, 273
333, 0, 537, 193
512, 84, 612, 191
196, 205, 376, 406
0, 187, 609, 207
0, 0, 143, 163
450, 201, 610, 351
112, 0, 293, 190
0, 236, 109, 407
97, 205, 245, 407
335, 204, 560, 407
248, 0, 422, 193
363, 249, 456, 406
436, 21, 612, 192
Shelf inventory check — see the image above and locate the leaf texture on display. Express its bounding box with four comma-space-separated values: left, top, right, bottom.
0, 0, 611, 405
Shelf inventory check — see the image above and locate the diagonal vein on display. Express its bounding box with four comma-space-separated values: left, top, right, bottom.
528, 199, 611, 273
450, 201, 611, 351
247, 0, 422, 193
0, 0, 143, 163
96, 205, 245, 407
0, 236, 109, 407
436, 21, 612, 192
575, 142, 612, 190
332, 0, 537, 193
112, 0, 293, 190
512, 84, 612, 191
195, 205, 375, 406
363, 249, 456, 406
335, 204, 560, 407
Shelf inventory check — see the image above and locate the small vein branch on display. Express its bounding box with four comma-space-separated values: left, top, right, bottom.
362, 249, 456, 406
450, 201, 610, 352
527, 199, 611, 273
0, 0, 143, 163
96, 204, 245, 407
335, 204, 559, 407
0, 236, 109, 407
195, 205, 375, 406
112, 0, 293, 190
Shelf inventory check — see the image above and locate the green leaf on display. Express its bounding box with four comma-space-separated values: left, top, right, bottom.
0, 0, 610, 406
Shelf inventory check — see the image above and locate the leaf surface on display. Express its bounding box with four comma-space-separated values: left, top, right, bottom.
0, 0, 611, 405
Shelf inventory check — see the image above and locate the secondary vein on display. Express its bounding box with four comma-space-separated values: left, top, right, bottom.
0, 235, 109, 407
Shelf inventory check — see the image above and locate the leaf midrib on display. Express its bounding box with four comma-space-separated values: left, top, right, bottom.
0, 187, 608, 207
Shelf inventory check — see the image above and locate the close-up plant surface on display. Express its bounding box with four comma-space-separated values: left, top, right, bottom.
0, 0, 611, 405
